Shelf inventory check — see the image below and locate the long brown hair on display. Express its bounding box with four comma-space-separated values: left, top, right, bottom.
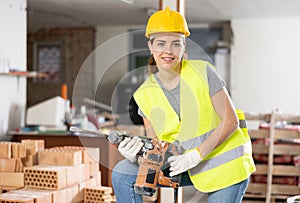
147, 55, 158, 74
147, 38, 159, 74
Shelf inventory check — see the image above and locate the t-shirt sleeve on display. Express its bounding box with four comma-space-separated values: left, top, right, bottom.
207, 64, 226, 96
138, 108, 146, 118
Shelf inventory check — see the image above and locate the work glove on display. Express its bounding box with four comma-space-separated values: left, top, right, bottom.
168, 148, 203, 177
118, 136, 144, 163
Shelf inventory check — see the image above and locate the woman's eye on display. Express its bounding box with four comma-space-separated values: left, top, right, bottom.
174, 43, 182, 47
157, 43, 165, 47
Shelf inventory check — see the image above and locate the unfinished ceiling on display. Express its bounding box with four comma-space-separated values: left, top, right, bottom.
27, 0, 300, 31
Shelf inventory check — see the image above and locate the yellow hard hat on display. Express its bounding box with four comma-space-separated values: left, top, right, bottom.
145, 6, 190, 38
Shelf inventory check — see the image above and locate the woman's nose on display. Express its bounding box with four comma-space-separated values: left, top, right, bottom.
163, 44, 173, 54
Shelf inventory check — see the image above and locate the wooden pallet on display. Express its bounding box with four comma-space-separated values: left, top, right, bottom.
244, 110, 300, 203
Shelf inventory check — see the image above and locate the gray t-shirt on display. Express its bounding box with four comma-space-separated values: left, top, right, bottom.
138, 64, 225, 118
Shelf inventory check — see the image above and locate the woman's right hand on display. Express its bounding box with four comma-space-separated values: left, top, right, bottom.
118, 136, 144, 162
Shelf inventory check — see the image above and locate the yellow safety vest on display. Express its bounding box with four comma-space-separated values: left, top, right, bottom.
133, 59, 256, 192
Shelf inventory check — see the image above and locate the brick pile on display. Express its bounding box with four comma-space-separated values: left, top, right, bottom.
0, 141, 27, 188
21, 139, 44, 167
84, 186, 116, 203
0, 142, 26, 172
0, 141, 114, 203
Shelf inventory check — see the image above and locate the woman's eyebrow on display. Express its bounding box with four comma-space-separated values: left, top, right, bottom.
156, 39, 182, 43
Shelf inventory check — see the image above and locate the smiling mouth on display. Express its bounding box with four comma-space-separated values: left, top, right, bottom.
161, 57, 175, 62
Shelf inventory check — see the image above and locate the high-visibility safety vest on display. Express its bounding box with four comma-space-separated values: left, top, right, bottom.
133, 59, 256, 192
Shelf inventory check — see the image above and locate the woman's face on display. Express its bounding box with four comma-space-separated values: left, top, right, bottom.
148, 33, 186, 70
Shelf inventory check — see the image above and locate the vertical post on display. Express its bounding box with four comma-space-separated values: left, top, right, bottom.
159, 0, 185, 16
266, 110, 276, 203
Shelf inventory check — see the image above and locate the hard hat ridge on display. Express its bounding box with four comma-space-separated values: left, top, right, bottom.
165, 6, 171, 15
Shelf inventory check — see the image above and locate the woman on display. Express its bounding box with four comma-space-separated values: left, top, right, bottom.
112, 6, 255, 203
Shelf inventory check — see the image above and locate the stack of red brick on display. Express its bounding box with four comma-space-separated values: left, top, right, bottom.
0, 139, 116, 203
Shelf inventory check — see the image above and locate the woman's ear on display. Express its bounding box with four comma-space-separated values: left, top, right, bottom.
183, 51, 188, 59
148, 40, 153, 54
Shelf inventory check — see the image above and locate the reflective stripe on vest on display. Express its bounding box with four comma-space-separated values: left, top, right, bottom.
190, 142, 251, 175
181, 119, 247, 150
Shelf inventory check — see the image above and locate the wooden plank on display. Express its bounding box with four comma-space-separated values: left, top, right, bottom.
252, 144, 268, 154
245, 184, 295, 201
271, 184, 300, 195
254, 164, 300, 176
274, 129, 300, 139
253, 164, 268, 175
243, 200, 265, 203
244, 195, 289, 203
246, 183, 266, 194
271, 195, 291, 201
272, 165, 300, 176
249, 129, 269, 139
273, 145, 300, 155
274, 114, 300, 123
244, 193, 266, 198
245, 113, 271, 122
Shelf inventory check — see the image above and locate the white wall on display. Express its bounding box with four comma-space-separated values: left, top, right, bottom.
0, 0, 27, 140
231, 18, 300, 114
94, 25, 145, 105
94, 26, 130, 90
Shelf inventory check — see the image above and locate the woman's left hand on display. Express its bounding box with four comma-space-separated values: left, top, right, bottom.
168, 148, 202, 176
